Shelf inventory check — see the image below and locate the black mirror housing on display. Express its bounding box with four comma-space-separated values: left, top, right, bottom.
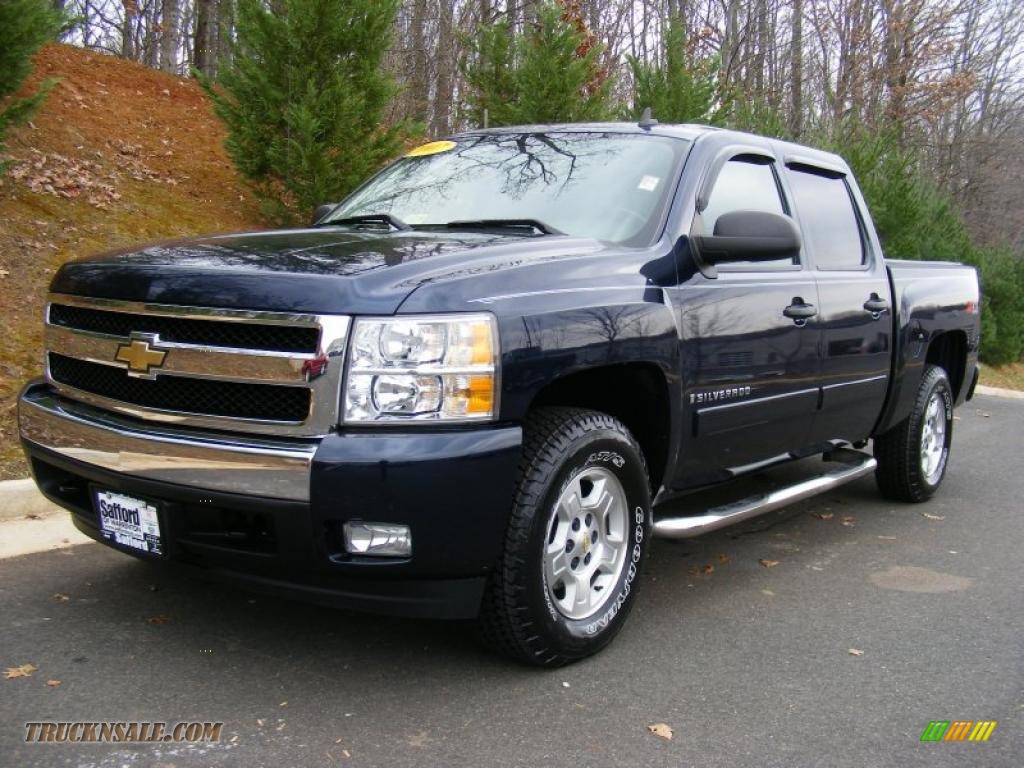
694, 210, 801, 264
311, 203, 336, 227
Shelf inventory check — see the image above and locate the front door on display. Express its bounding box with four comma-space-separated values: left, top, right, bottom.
671, 151, 821, 488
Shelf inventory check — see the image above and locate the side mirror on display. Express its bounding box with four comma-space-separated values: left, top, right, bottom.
693, 210, 801, 264
311, 203, 336, 227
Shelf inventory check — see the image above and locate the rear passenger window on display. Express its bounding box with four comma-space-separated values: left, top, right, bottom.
786, 168, 866, 269
702, 157, 795, 267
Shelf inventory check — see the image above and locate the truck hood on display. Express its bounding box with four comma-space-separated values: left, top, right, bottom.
50, 228, 606, 314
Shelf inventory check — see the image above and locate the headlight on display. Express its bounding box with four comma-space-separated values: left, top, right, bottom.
343, 314, 499, 423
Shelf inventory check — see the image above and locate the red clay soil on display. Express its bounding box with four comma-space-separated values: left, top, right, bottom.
0, 43, 265, 479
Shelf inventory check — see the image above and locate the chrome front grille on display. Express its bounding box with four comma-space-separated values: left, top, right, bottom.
48, 354, 313, 422
48, 303, 320, 353
43, 294, 350, 437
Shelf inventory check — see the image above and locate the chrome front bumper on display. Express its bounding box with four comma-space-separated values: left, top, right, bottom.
18, 382, 317, 502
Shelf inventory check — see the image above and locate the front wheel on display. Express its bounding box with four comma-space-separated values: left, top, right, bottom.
478, 407, 652, 667
874, 364, 954, 502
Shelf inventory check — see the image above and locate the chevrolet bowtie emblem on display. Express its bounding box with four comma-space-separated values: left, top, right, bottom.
115, 336, 167, 376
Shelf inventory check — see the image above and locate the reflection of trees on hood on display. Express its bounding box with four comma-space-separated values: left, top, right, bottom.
108, 233, 502, 275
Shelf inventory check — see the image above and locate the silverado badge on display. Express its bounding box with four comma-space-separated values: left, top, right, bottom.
115, 335, 167, 377
689, 385, 752, 405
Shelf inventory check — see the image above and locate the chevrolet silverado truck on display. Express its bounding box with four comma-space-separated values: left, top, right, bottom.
19, 122, 981, 666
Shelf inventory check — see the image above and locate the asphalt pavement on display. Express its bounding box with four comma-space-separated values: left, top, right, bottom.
1, 394, 1021, 768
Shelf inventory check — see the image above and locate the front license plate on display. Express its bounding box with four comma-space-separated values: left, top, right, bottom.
93, 490, 163, 556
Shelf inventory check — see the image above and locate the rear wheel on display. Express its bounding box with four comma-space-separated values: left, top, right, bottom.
874, 364, 954, 502
478, 407, 651, 667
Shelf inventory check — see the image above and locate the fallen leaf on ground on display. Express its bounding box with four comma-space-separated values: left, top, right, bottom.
52, 593, 70, 602
4, 664, 38, 679
46, 679, 61, 687
812, 512, 834, 520
647, 723, 673, 740
840, 516, 855, 523
25, 513, 42, 520
702, 564, 715, 575
145, 614, 172, 625
717, 553, 730, 563
921, 512, 945, 521
848, 648, 865, 656
759, 559, 779, 568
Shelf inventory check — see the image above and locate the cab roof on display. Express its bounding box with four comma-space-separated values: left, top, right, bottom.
451, 121, 712, 142
449, 122, 848, 174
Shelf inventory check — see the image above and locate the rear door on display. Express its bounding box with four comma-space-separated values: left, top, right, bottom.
782, 160, 892, 444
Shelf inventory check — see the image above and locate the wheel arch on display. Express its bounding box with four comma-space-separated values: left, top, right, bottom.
527, 362, 675, 494
925, 330, 969, 400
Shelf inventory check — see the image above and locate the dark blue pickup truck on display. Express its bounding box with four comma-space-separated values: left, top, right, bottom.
19, 122, 981, 666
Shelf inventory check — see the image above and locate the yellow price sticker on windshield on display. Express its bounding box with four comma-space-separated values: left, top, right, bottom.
406, 140, 456, 158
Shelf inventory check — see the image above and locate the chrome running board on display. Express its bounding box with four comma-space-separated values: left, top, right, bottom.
653, 448, 877, 539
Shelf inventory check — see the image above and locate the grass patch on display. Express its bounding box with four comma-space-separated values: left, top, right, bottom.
979, 362, 1024, 392
0, 44, 265, 479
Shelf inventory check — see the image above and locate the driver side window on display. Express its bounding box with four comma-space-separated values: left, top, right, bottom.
702, 157, 797, 268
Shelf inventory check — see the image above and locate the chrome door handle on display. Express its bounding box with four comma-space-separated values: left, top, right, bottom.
783, 301, 817, 322
863, 295, 889, 314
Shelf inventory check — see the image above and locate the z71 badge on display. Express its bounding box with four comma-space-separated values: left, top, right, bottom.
689, 385, 752, 405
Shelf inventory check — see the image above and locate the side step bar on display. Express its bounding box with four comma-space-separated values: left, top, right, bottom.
653, 448, 877, 539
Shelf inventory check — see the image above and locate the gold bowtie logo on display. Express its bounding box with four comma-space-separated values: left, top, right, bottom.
115, 337, 167, 375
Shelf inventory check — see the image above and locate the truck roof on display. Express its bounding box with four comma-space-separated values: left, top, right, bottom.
451, 121, 712, 141
450, 122, 848, 172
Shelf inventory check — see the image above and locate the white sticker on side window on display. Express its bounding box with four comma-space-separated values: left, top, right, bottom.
637, 175, 660, 192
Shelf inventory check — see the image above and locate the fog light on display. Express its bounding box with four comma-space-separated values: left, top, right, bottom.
343, 522, 412, 557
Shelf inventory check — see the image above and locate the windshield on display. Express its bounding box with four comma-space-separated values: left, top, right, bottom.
328, 132, 689, 246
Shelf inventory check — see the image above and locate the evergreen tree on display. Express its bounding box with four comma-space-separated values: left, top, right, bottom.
462, 1, 612, 127
828, 123, 1024, 364
627, 17, 726, 125
201, 0, 404, 223
0, 0, 65, 172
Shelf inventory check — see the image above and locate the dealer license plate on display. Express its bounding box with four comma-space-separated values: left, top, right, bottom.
93, 490, 163, 556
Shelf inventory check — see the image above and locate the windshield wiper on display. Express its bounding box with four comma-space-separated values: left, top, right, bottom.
319, 213, 411, 231
438, 218, 564, 236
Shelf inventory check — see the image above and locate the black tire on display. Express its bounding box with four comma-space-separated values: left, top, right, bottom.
478, 407, 652, 667
874, 364, 954, 503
